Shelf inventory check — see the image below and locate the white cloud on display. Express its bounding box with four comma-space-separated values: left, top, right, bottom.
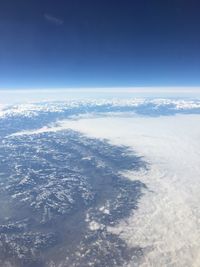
44, 13, 64, 25
54, 113, 200, 267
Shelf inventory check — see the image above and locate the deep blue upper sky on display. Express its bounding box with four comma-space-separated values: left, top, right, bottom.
0, 0, 200, 89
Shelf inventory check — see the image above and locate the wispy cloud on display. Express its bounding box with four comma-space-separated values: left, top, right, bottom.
44, 13, 64, 25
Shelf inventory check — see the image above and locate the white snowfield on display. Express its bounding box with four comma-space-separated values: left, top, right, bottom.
57, 114, 200, 267
1, 98, 200, 119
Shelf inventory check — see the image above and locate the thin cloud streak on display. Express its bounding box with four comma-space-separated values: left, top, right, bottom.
44, 13, 64, 25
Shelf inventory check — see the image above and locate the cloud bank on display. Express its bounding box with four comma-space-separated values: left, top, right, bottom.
53, 114, 200, 267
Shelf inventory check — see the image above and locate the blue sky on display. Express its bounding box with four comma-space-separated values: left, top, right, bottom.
1, 0, 200, 89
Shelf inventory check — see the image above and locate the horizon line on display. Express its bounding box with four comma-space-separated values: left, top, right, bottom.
1, 86, 200, 93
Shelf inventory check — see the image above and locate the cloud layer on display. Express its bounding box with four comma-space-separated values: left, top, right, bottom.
55, 114, 200, 267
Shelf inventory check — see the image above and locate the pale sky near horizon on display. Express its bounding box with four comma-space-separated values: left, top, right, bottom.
0, 87, 200, 105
